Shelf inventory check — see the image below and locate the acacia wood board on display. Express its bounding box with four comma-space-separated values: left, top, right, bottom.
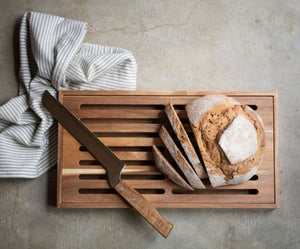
57, 91, 279, 209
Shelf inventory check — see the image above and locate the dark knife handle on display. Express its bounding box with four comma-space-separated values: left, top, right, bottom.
115, 180, 173, 238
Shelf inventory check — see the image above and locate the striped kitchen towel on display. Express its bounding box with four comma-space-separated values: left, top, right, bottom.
0, 12, 137, 178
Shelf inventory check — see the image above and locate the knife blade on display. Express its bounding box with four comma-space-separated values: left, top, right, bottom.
42, 90, 173, 238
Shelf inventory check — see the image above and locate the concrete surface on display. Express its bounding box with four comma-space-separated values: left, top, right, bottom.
0, 0, 299, 248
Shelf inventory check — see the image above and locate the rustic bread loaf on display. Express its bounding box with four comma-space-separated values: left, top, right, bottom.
185, 94, 265, 187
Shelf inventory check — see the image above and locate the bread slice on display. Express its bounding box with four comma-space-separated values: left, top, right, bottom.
186, 94, 265, 187
152, 145, 194, 190
159, 126, 205, 189
165, 102, 207, 178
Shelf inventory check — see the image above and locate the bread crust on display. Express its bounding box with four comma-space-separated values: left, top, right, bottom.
159, 126, 206, 189
186, 95, 265, 187
152, 145, 194, 190
165, 103, 207, 178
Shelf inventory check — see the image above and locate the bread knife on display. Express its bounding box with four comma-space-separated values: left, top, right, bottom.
42, 90, 173, 238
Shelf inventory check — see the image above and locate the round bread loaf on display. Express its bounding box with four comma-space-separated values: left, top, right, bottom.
185, 94, 265, 187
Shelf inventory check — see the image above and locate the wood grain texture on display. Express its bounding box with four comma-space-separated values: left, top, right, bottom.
115, 180, 173, 238
57, 91, 279, 209
273, 92, 280, 208
57, 92, 63, 208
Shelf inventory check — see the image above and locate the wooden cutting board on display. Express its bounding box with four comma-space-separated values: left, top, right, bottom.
57, 91, 279, 209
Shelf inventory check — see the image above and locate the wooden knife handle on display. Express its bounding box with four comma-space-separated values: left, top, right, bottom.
114, 180, 173, 238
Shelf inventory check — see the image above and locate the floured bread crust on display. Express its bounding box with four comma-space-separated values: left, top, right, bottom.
218, 114, 258, 165
186, 95, 265, 187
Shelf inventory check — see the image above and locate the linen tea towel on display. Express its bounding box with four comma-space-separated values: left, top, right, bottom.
0, 12, 137, 178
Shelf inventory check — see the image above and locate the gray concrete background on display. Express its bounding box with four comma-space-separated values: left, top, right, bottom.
0, 0, 299, 248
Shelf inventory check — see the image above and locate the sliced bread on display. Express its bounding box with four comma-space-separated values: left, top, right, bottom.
159, 126, 206, 189
165, 102, 207, 178
152, 145, 194, 190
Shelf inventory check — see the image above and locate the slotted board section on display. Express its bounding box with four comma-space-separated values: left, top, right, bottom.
57, 91, 279, 208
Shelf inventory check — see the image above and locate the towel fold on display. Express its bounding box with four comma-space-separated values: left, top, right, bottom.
0, 12, 137, 178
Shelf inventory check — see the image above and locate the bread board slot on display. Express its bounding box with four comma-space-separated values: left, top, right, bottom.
80, 104, 166, 110
79, 174, 165, 180
171, 189, 259, 195
79, 160, 155, 166
78, 188, 166, 195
